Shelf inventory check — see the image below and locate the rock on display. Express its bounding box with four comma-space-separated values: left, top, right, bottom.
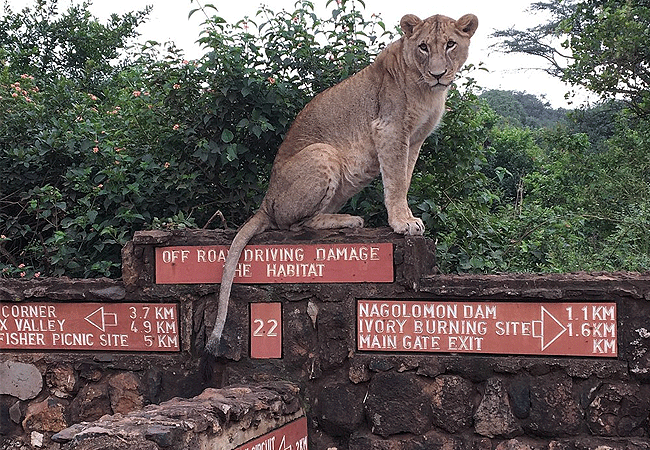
494, 438, 533, 450
69, 381, 112, 422
0, 395, 21, 436
9, 400, 22, 423
284, 302, 318, 375
415, 358, 443, 378
365, 371, 431, 437
31, 431, 44, 447
525, 374, 583, 437
586, 382, 650, 436
474, 377, 523, 438
76, 362, 103, 382
144, 424, 183, 447
143, 368, 163, 404
508, 378, 531, 419
424, 374, 475, 433
368, 357, 395, 373
348, 359, 371, 384
108, 372, 144, 415
349, 431, 426, 450
317, 304, 350, 371
47, 363, 78, 398
0, 360, 43, 400
314, 382, 365, 436
22, 397, 67, 433
349, 429, 481, 450
53, 383, 304, 450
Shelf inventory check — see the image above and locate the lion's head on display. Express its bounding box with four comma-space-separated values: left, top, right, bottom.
400, 13, 478, 89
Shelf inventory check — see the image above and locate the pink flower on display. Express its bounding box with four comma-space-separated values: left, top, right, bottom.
18, 264, 25, 268
164, 162, 170, 168
133, 90, 141, 97
20, 272, 26, 277
268, 77, 276, 84
34, 272, 40, 278
93, 147, 99, 153
173, 83, 181, 89
173, 124, 180, 130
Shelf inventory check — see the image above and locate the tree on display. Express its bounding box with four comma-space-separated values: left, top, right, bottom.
0, 0, 149, 92
493, 0, 650, 116
480, 89, 568, 128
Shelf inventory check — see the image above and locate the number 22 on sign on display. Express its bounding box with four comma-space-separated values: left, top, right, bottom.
250, 303, 282, 359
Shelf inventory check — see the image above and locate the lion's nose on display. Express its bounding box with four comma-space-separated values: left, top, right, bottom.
429, 69, 448, 80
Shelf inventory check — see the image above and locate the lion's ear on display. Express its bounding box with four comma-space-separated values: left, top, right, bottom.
456, 14, 478, 37
400, 14, 422, 37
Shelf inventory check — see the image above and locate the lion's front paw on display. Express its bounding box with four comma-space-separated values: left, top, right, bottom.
390, 217, 425, 236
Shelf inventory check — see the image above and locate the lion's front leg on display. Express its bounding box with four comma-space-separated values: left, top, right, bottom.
376, 134, 425, 236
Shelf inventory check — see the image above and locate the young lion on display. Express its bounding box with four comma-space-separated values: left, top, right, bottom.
205, 12, 478, 355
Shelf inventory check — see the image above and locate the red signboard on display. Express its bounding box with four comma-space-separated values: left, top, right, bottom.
235, 417, 308, 450
0, 302, 179, 352
357, 300, 617, 357
155, 243, 393, 284
250, 303, 282, 359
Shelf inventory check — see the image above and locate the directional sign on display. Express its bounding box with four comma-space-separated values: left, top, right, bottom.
155, 243, 393, 284
357, 300, 617, 357
0, 302, 179, 352
84, 306, 118, 332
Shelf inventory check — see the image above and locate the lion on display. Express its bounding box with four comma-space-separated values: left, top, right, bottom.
205, 12, 479, 355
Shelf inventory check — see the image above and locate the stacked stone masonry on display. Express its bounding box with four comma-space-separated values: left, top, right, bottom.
2, 228, 650, 450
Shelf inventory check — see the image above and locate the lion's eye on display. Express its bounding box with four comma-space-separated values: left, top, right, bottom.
418, 43, 428, 52
446, 40, 457, 50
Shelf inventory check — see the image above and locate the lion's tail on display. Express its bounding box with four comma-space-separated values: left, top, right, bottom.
205, 211, 270, 355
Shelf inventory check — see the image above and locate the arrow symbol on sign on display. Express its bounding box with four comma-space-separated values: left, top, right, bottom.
84, 306, 118, 332
539, 306, 567, 351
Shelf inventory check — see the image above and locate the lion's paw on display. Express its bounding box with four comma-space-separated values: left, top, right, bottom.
391, 217, 425, 236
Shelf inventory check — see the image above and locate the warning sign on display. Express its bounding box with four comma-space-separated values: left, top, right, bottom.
357, 300, 617, 357
155, 243, 393, 284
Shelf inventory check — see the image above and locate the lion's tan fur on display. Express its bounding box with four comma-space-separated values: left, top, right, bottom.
206, 13, 478, 354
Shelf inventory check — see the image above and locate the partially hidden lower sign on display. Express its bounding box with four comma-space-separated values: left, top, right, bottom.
235, 416, 308, 450
155, 243, 393, 284
357, 300, 617, 357
0, 302, 179, 351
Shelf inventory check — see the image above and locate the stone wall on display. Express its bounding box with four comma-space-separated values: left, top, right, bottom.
2, 229, 650, 450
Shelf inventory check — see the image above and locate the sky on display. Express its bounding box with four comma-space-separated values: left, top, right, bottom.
10, 0, 593, 108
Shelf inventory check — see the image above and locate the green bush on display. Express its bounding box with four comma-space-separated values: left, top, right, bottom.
0, 0, 399, 278
2, 0, 649, 278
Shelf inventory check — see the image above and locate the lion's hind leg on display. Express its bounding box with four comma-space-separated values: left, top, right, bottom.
294, 213, 363, 231
266, 143, 364, 231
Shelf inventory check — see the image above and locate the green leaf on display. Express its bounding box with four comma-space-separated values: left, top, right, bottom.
221, 129, 234, 143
